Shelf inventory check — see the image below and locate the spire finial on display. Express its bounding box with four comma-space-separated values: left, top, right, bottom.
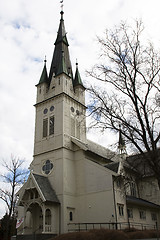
76, 59, 78, 68
44, 55, 47, 65
60, 0, 64, 18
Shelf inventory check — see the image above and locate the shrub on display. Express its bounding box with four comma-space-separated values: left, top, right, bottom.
50, 229, 128, 240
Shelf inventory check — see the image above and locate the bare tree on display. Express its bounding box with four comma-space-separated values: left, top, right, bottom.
87, 20, 160, 187
0, 156, 29, 239
0, 156, 28, 218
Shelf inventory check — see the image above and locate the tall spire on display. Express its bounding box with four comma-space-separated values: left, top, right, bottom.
48, 10, 73, 83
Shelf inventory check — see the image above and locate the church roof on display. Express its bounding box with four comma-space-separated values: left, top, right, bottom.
71, 137, 116, 163
48, 11, 73, 82
33, 173, 60, 204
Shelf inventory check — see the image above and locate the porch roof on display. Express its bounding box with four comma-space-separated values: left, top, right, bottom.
33, 173, 60, 204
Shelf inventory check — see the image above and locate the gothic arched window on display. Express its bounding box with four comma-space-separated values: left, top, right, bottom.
45, 209, 51, 225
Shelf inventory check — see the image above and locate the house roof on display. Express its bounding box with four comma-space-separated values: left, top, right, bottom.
33, 173, 60, 204
126, 195, 160, 209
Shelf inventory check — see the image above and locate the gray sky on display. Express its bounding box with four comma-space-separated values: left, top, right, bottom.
0, 0, 160, 217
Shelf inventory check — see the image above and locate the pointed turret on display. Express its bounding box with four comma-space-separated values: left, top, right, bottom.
73, 62, 84, 88
118, 126, 126, 154
49, 11, 73, 83
37, 58, 48, 85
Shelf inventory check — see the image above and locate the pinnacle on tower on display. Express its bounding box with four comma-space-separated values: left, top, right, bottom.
73, 61, 84, 88
118, 125, 126, 154
48, 10, 73, 83
37, 57, 48, 85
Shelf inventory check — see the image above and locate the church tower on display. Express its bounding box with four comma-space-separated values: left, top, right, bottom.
34, 10, 86, 161
31, 9, 86, 232
17, 10, 86, 236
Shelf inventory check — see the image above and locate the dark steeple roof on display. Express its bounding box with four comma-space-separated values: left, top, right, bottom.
118, 126, 126, 154
37, 59, 48, 85
73, 62, 84, 88
48, 11, 73, 83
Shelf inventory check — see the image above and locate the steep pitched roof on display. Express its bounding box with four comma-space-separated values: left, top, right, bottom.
73, 63, 84, 88
33, 173, 60, 204
48, 11, 73, 82
37, 61, 48, 85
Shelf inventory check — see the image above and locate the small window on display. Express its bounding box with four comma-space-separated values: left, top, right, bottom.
43, 118, 48, 137
69, 211, 73, 221
50, 106, 54, 112
151, 212, 157, 221
42, 160, 53, 175
139, 210, 146, 220
117, 179, 122, 188
130, 182, 137, 197
118, 204, 124, 216
49, 116, 54, 135
45, 209, 51, 225
127, 208, 133, 218
43, 108, 48, 114
71, 107, 74, 112
71, 118, 75, 137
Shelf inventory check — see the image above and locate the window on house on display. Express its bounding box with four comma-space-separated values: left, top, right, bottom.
118, 204, 124, 216
43, 118, 48, 137
127, 208, 133, 218
130, 182, 137, 197
151, 212, 157, 221
69, 211, 73, 221
139, 210, 146, 220
49, 116, 54, 135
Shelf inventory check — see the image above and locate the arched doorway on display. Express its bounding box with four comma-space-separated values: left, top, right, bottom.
26, 203, 43, 234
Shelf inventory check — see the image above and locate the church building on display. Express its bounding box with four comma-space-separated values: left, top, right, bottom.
16, 9, 160, 240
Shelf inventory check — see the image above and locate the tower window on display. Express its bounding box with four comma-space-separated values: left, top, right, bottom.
43, 118, 48, 137
42, 160, 53, 175
49, 116, 54, 135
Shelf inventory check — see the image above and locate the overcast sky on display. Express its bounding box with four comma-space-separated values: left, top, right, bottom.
0, 0, 160, 217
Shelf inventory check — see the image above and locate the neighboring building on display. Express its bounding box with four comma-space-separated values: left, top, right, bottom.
16, 9, 160, 239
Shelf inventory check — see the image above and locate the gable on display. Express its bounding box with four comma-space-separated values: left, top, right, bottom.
17, 172, 59, 205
